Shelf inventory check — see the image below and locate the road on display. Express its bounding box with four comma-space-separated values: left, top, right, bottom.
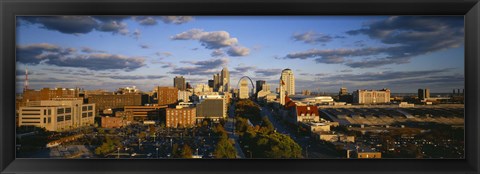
261, 105, 341, 158
226, 103, 246, 158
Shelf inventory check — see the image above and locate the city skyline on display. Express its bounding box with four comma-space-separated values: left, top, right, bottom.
16, 16, 465, 93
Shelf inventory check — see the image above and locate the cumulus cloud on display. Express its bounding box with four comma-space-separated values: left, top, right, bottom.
284, 16, 464, 68
227, 46, 250, 57
170, 58, 228, 76
172, 29, 239, 49
133, 16, 193, 26
131, 29, 141, 40
211, 49, 225, 57
292, 31, 334, 44
17, 43, 146, 71
19, 16, 193, 36
172, 29, 251, 57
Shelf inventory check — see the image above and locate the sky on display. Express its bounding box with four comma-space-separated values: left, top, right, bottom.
15, 16, 465, 94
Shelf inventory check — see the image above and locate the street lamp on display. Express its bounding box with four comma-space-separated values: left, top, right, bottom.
156, 147, 159, 158
196, 148, 199, 156
117, 147, 120, 159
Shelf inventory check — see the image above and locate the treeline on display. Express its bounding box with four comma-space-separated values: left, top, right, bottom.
235, 99, 302, 158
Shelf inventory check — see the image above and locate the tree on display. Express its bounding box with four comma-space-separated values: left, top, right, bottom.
214, 138, 237, 158
181, 144, 193, 158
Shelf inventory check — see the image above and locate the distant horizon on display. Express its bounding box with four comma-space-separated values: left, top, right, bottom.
16, 16, 465, 94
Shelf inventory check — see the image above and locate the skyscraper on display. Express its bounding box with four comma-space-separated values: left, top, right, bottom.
208, 80, 214, 89
174, 76, 186, 91
221, 67, 230, 92
256, 80, 266, 94
213, 74, 220, 92
239, 78, 249, 99
280, 68, 295, 96
418, 88, 430, 100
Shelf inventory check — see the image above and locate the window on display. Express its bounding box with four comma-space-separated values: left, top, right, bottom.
88, 106, 93, 110
88, 112, 93, 117
48, 117, 51, 123
48, 109, 51, 115
82, 113, 87, 118
57, 116, 64, 122
57, 108, 64, 114
82, 106, 87, 111
65, 108, 72, 113
44, 118, 46, 123
44, 110, 47, 115
65, 115, 72, 121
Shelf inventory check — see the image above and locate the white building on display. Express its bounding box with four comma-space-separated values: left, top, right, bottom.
353, 89, 391, 104
18, 98, 95, 132
239, 78, 249, 99
280, 68, 295, 96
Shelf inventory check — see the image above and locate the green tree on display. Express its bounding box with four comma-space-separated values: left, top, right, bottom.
181, 144, 193, 158
214, 138, 237, 158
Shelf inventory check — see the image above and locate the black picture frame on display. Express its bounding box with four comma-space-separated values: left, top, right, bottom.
1, 0, 479, 173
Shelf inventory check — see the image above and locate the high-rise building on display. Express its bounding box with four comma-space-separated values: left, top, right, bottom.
353, 89, 391, 104
418, 88, 430, 100
221, 67, 230, 92
157, 86, 178, 106
174, 76, 186, 91
213, 74, 220, 92
208, 80, 214, 89
18, 98, 95, 132
279, 79, 286, 106
339, 87, 348, 96
256, 80, 266, 94
239, 78, 249, 99
280, 68, 295, 96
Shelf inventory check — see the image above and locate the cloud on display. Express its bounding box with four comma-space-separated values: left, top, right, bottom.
339, 69, 353, 73
17, 43, 146, 71
170, 58, 228, 76
133, 16, 193, 26
319, 68, 453, 82
292, 31, 334, 44
81, 47, 105, 53
139, 44, 150, 49
16, 69, 33, 76
284, 16, 463, 68
255, 68, 282, 77
156, 52, 172, 57
211, 49, 225, 57
132, 29, 141, 40
96, 20, 129, 35
99, 75, 167, 80
172, 29, 239, 49
227, 46, 250, 57
29, 77, 76, 83
19, 16, 98, 34
230, 65, 257, 76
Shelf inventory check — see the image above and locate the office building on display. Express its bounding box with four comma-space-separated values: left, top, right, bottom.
157, 86, 178, 106
101, 116, 125, 128
178, 90, 193, 102
280, 68, 295, 96
174, 76, 186, 91
301, 90, 311, 96
88, 93, 145, 113
255, 80, 266, 94
196, 98, 226, 122
221, 67, 230, 92
213, 74, 220, 92
338, 87, 353, 103
124, 105, 167, 122
166, 106, 196, 128
239, 78, 249, 99
208, 80, 214, 89
194, 84, 213, 94
18, 99, 95, 132
352, 89, 391, 104
418, 88, 430, 100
